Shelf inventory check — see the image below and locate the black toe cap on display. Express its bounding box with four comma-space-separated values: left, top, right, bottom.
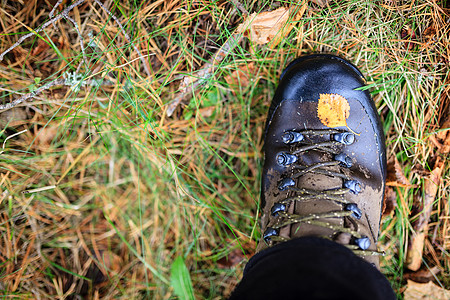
268, 55, 372, 124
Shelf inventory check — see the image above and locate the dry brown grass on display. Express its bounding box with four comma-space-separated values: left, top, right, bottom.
0, 0, 449, 298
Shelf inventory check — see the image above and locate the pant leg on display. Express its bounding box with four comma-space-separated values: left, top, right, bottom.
229, 237, 395, 300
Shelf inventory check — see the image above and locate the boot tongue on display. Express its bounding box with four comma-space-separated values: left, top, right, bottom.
289, 151, 344, 240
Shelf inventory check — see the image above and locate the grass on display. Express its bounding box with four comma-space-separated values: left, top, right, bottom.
0, 0, 449, 298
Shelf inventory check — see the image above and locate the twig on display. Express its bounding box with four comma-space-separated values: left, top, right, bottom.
230, 0, 249, 15
0, 78, 114, 111
64, 14, 88, 67
49, 0, 64, 19
22, 185, 57, 194
0, 0, 86, 61
92, 0, 151, 77
0, 79, 64, 111
166, 33, 242, 117
49, 0, 64, 29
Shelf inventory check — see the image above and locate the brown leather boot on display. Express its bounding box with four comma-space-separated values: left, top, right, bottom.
259, 54, 387, 267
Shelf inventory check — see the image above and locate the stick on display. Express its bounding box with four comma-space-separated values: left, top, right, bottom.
48, 0, 64, 30
64, 14, 88, 67
166, 33, 242, 117
0, 79, 64, 111
0, 0, 86, 61
0, 78, 114, 111
49, 0, 64, 19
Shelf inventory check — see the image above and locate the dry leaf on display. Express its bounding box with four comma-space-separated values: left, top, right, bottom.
404, 280, 450, 300
317, 93, 350, 128
225, 62, 256, 89
431, 114, 450, 153
406, 158, 444, 271
401, 25, 418, 50
217, 249, 246, 268
436, 116, 450, 140
382, 186, 397, 217
404, 266, 441, 283
386, 156, 411, 187
237, 6, 305, 47
0, 107, 27, 128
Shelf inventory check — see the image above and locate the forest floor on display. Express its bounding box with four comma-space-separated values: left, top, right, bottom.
0, 0, 449, 299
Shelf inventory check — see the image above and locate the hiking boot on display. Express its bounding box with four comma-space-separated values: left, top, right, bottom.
258, 54, 387, 267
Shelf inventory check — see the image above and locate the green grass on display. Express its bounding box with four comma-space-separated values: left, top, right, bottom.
0, 0, 449, 298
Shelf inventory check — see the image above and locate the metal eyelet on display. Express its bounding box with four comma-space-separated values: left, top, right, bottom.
344, 180, 362, 194
333, 132, 355, 145
263, 227, 279, 243
355, 236, 371, 250
278, 178, 295, 191
271, 203, 287, 216
276, 152, 298, 166
282, 131, 304, 144
344, 203, 362, 219
334, 153, 353, 168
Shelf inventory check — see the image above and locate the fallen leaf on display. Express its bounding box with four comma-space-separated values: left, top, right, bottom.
0, 107, 27, 128
217, 249, 246, 268
225, 62, 256, 89
31, 38, 58, 56
436, 115, 450, 140
433, 113, 450, 153
382, 186, 397, 217
317, 93, 350, 128
404, 280, 450, 300
404, 266, 441, 283
401, 25, 417, 50
386, 156, 411, 187
423, 26, 436, 42
406, 157, 444, 271
237, 5, 306, 47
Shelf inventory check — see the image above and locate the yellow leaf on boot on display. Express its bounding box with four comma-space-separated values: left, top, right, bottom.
317, 93, 350, 128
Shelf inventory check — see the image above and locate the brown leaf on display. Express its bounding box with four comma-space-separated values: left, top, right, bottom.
436, 116, 450, 140
401, 25, 417, 50
433, 114, 450, 153
31, 39, 54, 56
382, 186, 397, 217
406, 158, 444, 271
317, 93, 350, 128
0, 107, 27, 128
386, 156, 411, 187
404, 280, 450, 300
237, 5, 306, 47
404, 266, 441, 283
422, 26, 437, 47
224, 62, 256, 89
217, 249, 246, 268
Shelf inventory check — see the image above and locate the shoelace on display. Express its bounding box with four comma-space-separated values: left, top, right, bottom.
263, 129, 382, 256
